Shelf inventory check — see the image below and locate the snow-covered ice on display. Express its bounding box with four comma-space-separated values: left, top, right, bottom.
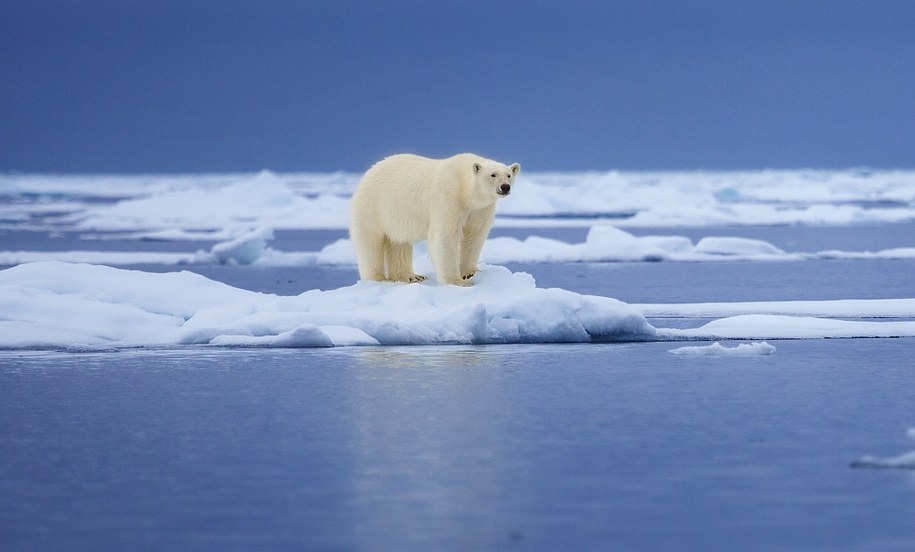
3, 169, 915, 350
5, 225, 914, 268
2, 260, 914, 350
0, 262, 654, 349
635, 298, 915, 319
5, 168, 915, 234
65, 171, 350, 233
658, 315, 915, 340
851, 429, 915, 470
668, 341, 776, 356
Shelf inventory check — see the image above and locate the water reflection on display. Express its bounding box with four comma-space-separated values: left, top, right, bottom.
345, 346, 522, 547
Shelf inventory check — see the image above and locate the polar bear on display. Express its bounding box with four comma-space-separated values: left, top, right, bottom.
350, 153, 520, 286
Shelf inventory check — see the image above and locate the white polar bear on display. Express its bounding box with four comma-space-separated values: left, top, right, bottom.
350, 153, 520, 286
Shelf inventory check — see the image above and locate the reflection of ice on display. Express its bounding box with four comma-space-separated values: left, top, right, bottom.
851, 429, 915, 470
347, 346, 513, 549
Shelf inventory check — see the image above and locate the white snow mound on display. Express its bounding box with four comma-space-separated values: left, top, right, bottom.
658, 314, 915, 340
668, 341, 776, 356
0, 262, 655, 349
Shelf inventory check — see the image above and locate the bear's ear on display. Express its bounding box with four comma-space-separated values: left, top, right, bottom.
473, 163, 482, 174
510, 163, 520, 176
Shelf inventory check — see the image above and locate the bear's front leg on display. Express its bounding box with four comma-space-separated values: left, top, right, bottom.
429, 224, 470, 286
460, 208, 494, 282
459, 228, 487, 281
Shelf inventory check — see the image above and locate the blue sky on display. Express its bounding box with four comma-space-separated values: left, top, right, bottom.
2, 0, 914, 173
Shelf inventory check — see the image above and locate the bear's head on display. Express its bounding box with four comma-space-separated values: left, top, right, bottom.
472, 161, 521, 201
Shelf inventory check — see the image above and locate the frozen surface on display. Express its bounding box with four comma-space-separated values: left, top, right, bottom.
669, 341, 776, 356
4, 225, 915, 268
0, 262, 654, 349
3, 260, 914, 350
636, 298, 915, 318
659, 315, 915, 340
4, 168, 915, 234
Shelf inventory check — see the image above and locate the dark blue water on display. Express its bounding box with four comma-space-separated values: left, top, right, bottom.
2, 341, 915, 551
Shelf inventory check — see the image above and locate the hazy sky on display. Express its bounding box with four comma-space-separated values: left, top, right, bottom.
2, 0, 914, 173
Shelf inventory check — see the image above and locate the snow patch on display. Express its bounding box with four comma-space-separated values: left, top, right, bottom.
0, 262, 654, 349
2, 261, 913, 348
692, 237, 785, 257
208, 227, 275, 265
636, 298, 915, 319
69, 170, 350, 232
668, 341, 776, 356
658, 315, 915, 340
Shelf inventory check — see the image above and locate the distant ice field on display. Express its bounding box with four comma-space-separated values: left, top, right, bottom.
4, 168, 915, 233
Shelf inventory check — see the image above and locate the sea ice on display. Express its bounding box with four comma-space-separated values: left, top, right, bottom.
0, 262, 654, 349
851, 429, 915, 470
2, 260, 913, 350
3, 225, 915, 267
3, 169, 915, 349
668, 341, 776, 356
5, 168, 915, 234
657, 315, 915, 340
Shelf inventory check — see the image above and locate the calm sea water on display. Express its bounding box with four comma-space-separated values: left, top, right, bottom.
2, 341, 915, 551
2, 225, 915, 551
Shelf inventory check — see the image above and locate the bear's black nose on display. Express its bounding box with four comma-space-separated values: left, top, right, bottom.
500, 184, 511, 194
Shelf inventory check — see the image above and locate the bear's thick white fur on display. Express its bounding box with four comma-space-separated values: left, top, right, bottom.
350, 153, 520, 286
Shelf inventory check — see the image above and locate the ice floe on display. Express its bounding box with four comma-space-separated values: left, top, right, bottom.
1, 261, 914, 350
657, 315, 915, 340
635, 298, 915, 319
668, 341, 776, 356
851, 429, 915, 470
0, 262, 654, 349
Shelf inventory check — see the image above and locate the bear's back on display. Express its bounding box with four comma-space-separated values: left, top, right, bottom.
362, 154, 438, 191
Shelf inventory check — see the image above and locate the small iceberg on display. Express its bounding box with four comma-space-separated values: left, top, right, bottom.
668, 341, 776, 356
851, 429, 915, 470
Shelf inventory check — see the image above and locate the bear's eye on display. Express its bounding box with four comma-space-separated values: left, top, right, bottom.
490, 173, 497, 178
507, 174, 512, 179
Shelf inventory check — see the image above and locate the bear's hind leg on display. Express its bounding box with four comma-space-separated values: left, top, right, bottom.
385, 240, 426, 283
